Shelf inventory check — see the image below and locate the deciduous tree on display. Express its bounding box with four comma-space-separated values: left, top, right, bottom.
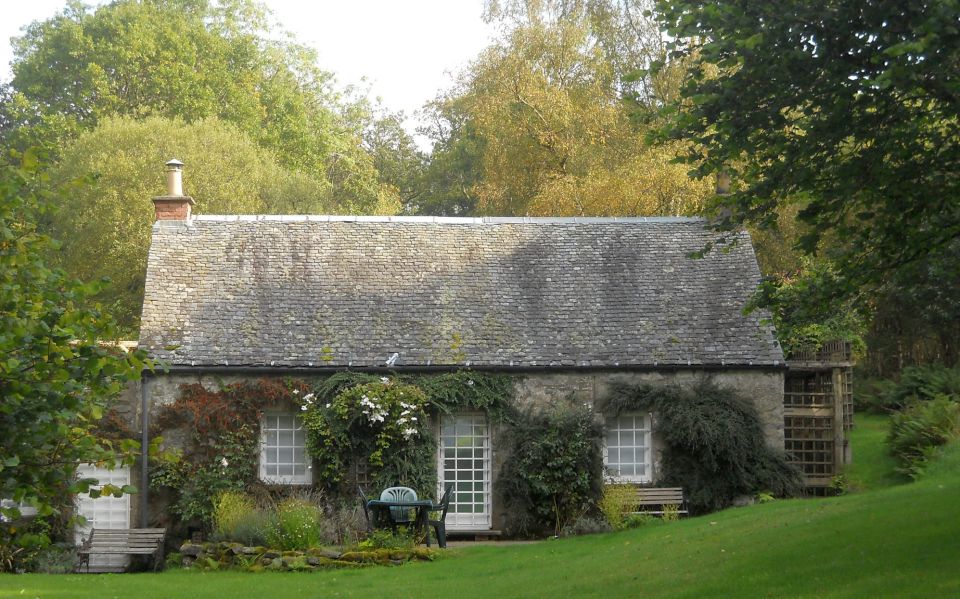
654, 0, 960, 303
0, 151, 146, 524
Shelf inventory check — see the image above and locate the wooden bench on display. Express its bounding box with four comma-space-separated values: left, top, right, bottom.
77, 528, 166, 573
628, 487, 689, 517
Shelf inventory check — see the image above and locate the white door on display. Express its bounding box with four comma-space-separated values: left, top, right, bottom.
75, 464, 131, 571
438, 414, 491, 530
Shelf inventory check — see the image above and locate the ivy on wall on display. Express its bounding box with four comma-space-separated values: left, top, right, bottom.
601, 380, 802, 513
151, 378, 308, 525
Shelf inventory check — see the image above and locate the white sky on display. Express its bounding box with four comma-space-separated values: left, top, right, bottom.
0, 0, 498, 149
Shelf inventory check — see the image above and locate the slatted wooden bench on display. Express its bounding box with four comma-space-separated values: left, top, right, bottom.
628, 487, 689, 517
77, 528, 166, 573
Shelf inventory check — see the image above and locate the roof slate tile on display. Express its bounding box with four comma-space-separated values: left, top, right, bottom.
138, 217, 783, 368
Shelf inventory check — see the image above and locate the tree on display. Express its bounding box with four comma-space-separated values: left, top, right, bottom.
45, 115, 388, 331
654, 0, 960, 306
0, 151, 147, 525
1, 0, 390, 213
422, 9, 712, 216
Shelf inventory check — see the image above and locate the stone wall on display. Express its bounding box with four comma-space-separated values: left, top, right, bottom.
123, 367, 783, 535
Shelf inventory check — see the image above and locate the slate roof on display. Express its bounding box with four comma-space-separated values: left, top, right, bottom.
138, 215, 784, 369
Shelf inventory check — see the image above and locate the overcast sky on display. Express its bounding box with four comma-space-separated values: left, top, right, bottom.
0, 0, 498, 147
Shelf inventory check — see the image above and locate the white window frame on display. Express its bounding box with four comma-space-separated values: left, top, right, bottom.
437, 413, 492, 530
603, 412, 653, 483
259, 411, 312, 485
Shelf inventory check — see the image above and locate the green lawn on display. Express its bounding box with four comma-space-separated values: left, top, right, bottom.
3, 424, 958, 598
843, 413, 906, 491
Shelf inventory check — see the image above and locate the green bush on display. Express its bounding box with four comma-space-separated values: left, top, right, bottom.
265, 498, 324, 550
888, 396, 960, 478
598, 485, 636, 530
622, 513, 656, 529
26, 544, 76, 574
859, 365, 960, 412
210, 490, 273, 546
561, 516, 611, 537
500, 406, 603, 537
604, 381, 802, 514
357, 528, 416, 550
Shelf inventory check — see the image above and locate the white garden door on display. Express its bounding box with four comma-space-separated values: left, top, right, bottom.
438, 414, 492, 530
75, 464, 131, 571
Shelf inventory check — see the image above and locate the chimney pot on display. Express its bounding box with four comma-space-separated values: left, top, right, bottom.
153, 159, 195, 222
165, 158, 185, 197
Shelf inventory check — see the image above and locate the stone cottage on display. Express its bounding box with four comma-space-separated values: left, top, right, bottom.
130, 162, 785, 535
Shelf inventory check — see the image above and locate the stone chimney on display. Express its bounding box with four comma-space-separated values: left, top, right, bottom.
152, 159, 195, 221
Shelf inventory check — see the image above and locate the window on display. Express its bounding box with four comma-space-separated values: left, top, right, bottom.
260, 412, 311, 485
604, 413, 652, 483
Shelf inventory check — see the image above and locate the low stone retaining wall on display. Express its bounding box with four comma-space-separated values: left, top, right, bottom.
176, 541, 436, 571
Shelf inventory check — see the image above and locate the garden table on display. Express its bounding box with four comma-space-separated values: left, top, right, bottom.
365, 499, 440, 547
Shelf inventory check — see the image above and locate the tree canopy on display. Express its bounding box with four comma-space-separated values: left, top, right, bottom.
418, 1, 712, 216
46, 115, 404, 331
0, 0, 397, 213
654, 0, 960, 304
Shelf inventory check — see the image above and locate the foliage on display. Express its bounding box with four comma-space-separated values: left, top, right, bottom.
858, 364, 960, 412
265, 497, 325, 551
420, 2, 712, 216
304, 371, 513, 498
1, 0, 393, 213
212, 491, 260, 545
151, 378, 308, 525
748, 258, 866, 356
0, 524, 50, 573
412, 370, 516, 421
603, 381, 802, 513
598, 484, 636, 530
660, 503, 680, 522
500, 405, 603, 537
301, 377, 434, 495
24, 543, 77, 574
654, 0, 960, 316
560, 515, 611, 537
357, 528, 417, 551
46, 116, 337, 330
888, 396, 960, 479
622, 512, 656, 529
324, 501, 369, 547
0, 151, 148, 526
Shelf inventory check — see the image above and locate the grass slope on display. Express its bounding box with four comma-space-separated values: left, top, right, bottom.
843, 413, 906, 491
3, 427, 957, 598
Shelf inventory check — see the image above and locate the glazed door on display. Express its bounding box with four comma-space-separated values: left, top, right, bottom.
438, 414, 492, 530
75, 464, 131, 571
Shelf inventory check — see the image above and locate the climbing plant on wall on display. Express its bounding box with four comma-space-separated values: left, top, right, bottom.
150, 371, 516, 527
300, 371, 515, 497
601, 381, 802, 513
150, 378, 308, 525
300, 377, 435, 495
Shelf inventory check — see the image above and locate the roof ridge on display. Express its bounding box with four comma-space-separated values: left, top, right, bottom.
190, 215, 708, 224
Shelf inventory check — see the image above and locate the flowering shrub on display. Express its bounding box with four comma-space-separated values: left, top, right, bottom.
301, 378, 432, 493
265, 497, 324, 550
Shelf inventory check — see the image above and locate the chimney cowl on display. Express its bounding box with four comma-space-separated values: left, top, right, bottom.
153, 159, 195, 222
165, 158, 186, 197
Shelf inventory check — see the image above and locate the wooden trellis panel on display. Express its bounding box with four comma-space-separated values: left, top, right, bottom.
784, 342, 854, 490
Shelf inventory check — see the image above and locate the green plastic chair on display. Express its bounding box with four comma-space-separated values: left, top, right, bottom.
380, 486, 418, 524
428, 484, 454, 548
358, 486, 373, 531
